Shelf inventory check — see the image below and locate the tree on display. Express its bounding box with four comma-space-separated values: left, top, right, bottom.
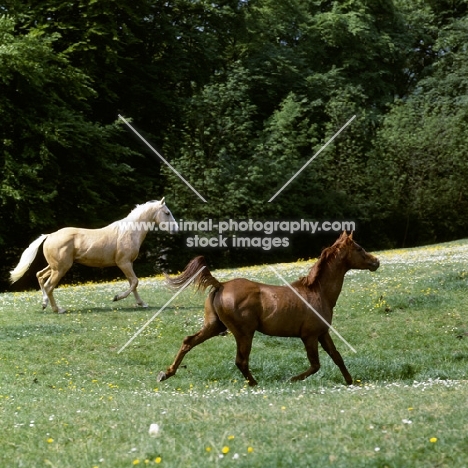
369, 12, 468, 245
163, 66, 260, 219
162, 0, 425, 253
0, 16, 137, 288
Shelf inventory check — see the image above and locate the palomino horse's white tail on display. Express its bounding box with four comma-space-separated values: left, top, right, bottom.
10, 234, 48, 283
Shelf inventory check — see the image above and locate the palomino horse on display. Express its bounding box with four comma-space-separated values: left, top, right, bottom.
158, 232, 379, 386
10, 198, 178, 313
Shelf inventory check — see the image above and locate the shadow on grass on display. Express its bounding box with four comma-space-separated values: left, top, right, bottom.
0, 323, 81, 339
51, 304, 200, 315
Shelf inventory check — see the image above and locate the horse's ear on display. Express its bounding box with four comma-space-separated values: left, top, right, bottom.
339, 231, 348, 240
160, 197, 166, 205
348, 231, 354, 240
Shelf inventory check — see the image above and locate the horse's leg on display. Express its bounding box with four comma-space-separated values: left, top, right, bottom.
36, 265, 51, 309
290, 335, 321, 382
132, 289, 147, 307
318, 332, 353, 385
157, 319, 227, 382
43, 266, 70, 314
232, 332, 257, 386
114, 262, 147, 306
219, 312, 258, 386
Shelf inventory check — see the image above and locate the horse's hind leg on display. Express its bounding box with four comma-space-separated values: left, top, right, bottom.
290, 335, 321, 382
232, 332, 257, 386
43, 267, 69, 314
115, 262, 147, 307
219, 314, 258, 386
319, 332, 353, 385
157, 318, 227, 382
37, 265, 51, 309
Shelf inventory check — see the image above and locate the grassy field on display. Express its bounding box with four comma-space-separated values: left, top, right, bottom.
1, 239, 468, 467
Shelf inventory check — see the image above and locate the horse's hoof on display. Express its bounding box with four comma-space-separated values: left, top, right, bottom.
113, 295, 119, 302
137, 302, 149, 308
157, 371, 167, 382
57, 308, 67, 314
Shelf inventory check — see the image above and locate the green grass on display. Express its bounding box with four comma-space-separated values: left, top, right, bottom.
1, 240, 468, 467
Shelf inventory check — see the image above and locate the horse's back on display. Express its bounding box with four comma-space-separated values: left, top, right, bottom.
213, 278, 321, 337
43, 227, 79, 250
44, 227, 106, 250
213, 278, 260, 309
43, 226, 119, 267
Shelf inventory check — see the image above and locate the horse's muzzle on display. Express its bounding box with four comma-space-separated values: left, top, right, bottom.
171, 222, 179, 234
369, 258, 380, 271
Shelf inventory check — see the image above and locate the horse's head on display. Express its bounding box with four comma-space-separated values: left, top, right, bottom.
155, 197, 179, 233
337, 231, 379, 272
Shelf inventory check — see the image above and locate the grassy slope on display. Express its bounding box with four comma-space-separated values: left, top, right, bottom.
1, 240, 468, 467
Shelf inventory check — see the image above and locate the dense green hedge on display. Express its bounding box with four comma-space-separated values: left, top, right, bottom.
1, 0, 468, 291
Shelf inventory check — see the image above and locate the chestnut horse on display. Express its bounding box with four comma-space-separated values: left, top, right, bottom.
158, 232, 379, 386
10, 198, 178, 313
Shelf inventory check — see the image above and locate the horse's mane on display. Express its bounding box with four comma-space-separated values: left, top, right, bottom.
125, 200, 162, 221
298, 243, 340, 287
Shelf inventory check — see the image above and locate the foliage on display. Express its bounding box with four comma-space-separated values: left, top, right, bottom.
164, 0, 412, 219
1, 0, 468, 290
370, 13, 468, 246
0, 16, 138, 222
163, 66, 260, 218
0, 15, 142, 288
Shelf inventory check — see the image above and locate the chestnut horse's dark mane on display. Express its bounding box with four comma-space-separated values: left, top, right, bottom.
297, 243, 341, 287
168, 235, 349, 292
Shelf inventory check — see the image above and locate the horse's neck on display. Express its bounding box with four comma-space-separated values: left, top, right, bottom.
310, 259, 348, 308
125, 207, 158, 227
115, 208, 158, 242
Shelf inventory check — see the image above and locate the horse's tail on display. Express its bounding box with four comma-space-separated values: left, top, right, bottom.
165, 256, 222, 292
10, 234, 48, 283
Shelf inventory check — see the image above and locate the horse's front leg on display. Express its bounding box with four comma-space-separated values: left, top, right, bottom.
114, 262, 147, 307
290, 335, 321, 382
132, 289, 148, 308
318, 332, 353, 385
